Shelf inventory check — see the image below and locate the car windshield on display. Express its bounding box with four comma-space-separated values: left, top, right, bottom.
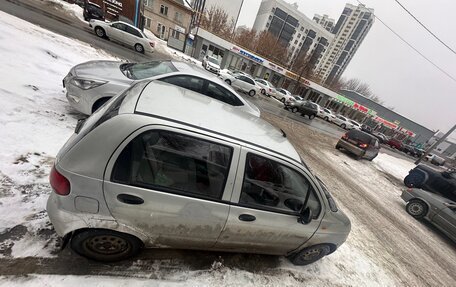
350, 120, 360, 126
294, 96, 303, 101
120, 61, 177, 80
207, 57, 219, 65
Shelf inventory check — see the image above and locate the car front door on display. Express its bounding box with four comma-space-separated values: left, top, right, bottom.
431, 203, 456, 241
214, 148, 324, 255
108, 22, 127, 41
103, 127, 240, 249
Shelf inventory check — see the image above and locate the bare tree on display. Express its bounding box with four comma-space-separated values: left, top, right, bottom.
234, 28, 257, 51
254, 31, 289, 66
200, 5, 234, 40
340, 78, 383, 104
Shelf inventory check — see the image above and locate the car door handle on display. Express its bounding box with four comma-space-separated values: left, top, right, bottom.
117, 194, 144, 205
238, 214, 256, 222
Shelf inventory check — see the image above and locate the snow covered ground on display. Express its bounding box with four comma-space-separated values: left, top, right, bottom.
1, 8, 455, 287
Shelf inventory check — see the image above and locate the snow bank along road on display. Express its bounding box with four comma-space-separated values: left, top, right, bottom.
0, 10, 455, 287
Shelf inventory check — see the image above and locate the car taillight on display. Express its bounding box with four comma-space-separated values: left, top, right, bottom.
50, 165, 70, 196
359, 143, 368, 149
149, 42, 155, 48
269, 88, 272, 92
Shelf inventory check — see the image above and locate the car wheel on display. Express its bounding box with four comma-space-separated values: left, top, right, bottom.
225, 79, 231, 85
309, 114, 315, 120
70, 229, 143, 262
291, 107, 298, 113
324, 116, 329, 121
248, 90, 256, 97
92, 97, 110, 113
289, 244, 331, 266
280, 98, 285, 103
335, 144, 341, 150
403, 171, 425, 188
95, 27, 106, 38
405, 200, 428, 219
134, 43, 144, 53
261, 89, 266, 95
340, 124, 346, 129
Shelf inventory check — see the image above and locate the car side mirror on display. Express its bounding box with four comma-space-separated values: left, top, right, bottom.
442, 171, 451, 179
297, 207, 313, 224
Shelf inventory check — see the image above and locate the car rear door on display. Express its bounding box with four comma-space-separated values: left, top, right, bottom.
431, 203, 456, 241
108, 23, 126, 41
103, 126, 240, 248
214, 148, 324, 255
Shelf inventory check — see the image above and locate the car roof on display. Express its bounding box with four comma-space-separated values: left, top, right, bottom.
135, 81, 302, 164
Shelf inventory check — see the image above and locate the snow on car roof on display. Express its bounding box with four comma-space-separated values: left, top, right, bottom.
135, 81, 302, 164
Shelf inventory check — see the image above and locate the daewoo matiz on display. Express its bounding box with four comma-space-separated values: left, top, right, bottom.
47, 80, 351, 265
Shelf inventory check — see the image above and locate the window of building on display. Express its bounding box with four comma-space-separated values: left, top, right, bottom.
174, 11, 182, 23
144, 17, 151, 28
157, 23, 166, 39
160, 5, 168, 16
294, 40, 298, 44
144, 0, 153, 8
300, 26, 304, 31
112, 130, 233, 201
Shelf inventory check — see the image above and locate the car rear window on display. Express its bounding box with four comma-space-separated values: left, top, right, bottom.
346, 130, 373, 144
120, 61, 177, 80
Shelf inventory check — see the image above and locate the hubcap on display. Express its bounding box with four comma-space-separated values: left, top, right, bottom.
300, 248, 321, 261
136, 45, 143, 52
96, 29, 103, 36
85, 235, 129, 255
408, 203, 424, 216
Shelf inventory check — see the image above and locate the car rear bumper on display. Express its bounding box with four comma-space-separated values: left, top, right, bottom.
337, 139, 365, 157
46, 193, 88, 237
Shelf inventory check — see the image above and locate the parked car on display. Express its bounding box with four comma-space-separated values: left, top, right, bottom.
361, 124, 373, 134
255, 79, 277, 97
228, 74, 261, 97
335, 129, 380, 160
89, 20, 155, 54
402, 144, 416, 156
284, 97, 305, 113
296, 101, 320, 119
404, 165, 456, 201
386, 138, 403, 150
401, 188, 456, 242
348, 120, 362, 130
372, 132, 388, 144
332, 115, 354, 130
317, 108, 336, 122
202, 55, 220, 75
83, 1, 104, 21
63, 60, 260, 116
47, 80, 351, 265
413, 147, 425, 158
275, 88, 294, 103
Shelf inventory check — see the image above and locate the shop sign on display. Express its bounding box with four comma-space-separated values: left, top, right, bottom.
231, 46, 264, 64
175, 25, 185, 33
267, 62, 284, 73
104, 0, 123, 8
336, 94, 377, 116
104, 0, 122, 16
285, 71, 298, 80
374, 116, 398, 129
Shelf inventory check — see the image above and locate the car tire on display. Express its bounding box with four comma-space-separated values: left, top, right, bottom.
288, 244, 331, 266
405, 200, 428, 219
291, 107, 298, 113
92, 97, 110, 113
134, 43, 144, 53
248, 90, 256, 97
335, 144, 341, 150
324, 116, 329, 121
261, 89, 266, 95
340, 124, 346, 129
403, 171, 425, 188
95, 27, 106, 38
70, 229, 143, 262
309, 114, 315, 120
225, 79, 231, 85
280, 98, 285, 103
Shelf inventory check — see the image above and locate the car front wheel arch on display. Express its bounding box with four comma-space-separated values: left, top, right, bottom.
92, 97, 111, 113
288, 244, 334, 266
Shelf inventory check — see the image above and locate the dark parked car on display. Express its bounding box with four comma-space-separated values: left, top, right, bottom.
413, 147, 425, 158
401, 188, 456, 242
372, 132, 388, 144
386, 138, 403, 150
296, 101, 319, 119
83, 1, 104, 21
335, 130, 380, 161
361, 124, 372, 134
402, 144, 417, 156
404, 165, 456, 202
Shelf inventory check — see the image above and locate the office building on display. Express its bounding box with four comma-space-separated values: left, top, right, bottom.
313, 14, 335, 32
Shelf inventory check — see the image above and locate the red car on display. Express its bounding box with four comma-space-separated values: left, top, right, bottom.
387, 138, 403, 150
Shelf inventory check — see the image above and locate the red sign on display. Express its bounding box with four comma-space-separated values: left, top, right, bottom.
374, 116, 398, 129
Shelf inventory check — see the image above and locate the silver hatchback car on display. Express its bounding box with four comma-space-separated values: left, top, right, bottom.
47, 80, 351, 265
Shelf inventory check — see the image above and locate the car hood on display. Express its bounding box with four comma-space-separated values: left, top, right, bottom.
207, 62, 220, 69
72, 60, 132, 83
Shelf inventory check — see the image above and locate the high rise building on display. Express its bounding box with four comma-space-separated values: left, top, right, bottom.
313, 14, 335, 33
252, 0, 334, 69
191, 0, 244, 29
315, 3, 374, 85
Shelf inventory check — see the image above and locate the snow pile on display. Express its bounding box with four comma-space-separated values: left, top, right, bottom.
42, 0, 85, 22
0, 11, 116, 258
372, 153, 415, 181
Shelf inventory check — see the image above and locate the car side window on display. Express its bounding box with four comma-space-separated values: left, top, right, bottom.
205, 81, 244, 106
112, 23, 126, 31
112, 130, 233, 200
239, 153, 321, 217
126, 26, 142, 38
246, 78, 255, 85
160, 75, 204, 94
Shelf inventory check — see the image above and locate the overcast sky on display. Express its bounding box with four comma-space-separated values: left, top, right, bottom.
237, 0, 456, 136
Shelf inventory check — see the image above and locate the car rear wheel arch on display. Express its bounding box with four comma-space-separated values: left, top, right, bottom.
94, 26, 106, 38
406, 199, 429, 219
134, 43, 145, 53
